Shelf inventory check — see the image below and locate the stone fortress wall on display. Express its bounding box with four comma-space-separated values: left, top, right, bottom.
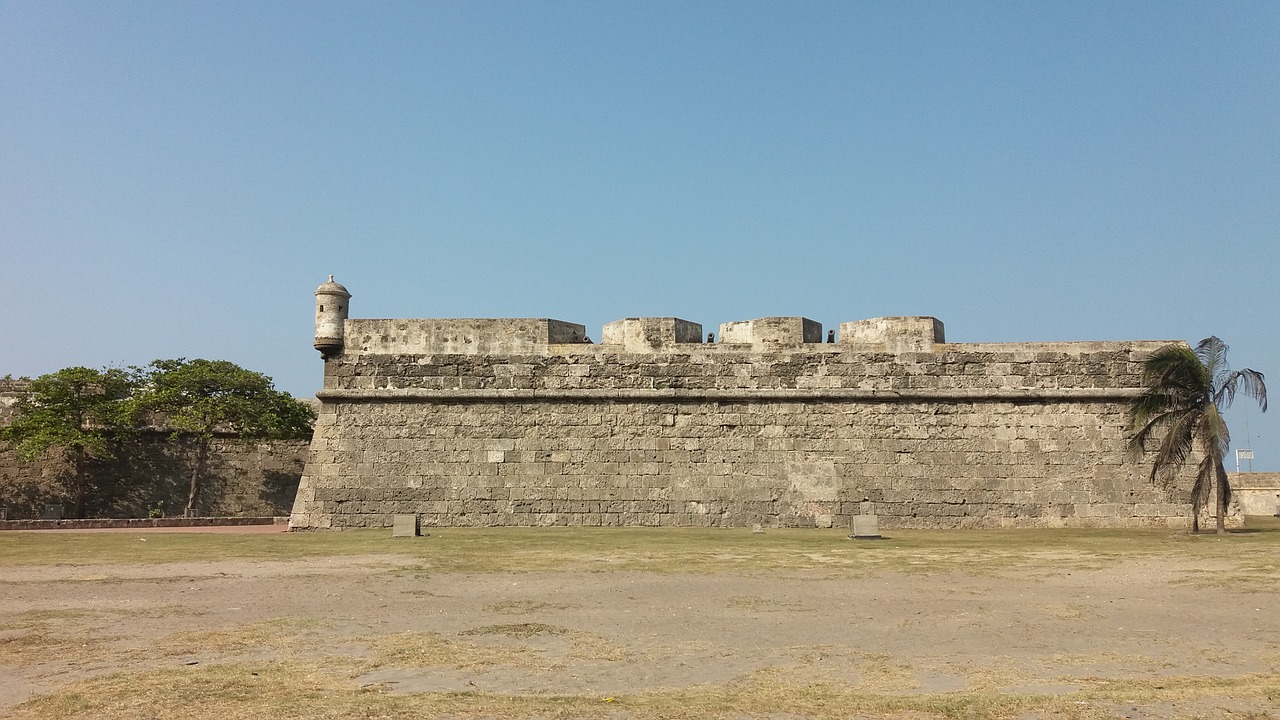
289, 279, 1201, 530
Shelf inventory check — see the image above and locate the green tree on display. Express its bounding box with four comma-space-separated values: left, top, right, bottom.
1130, 337, 1267, 534
0, 367, 136, 518
132, 359, 315, 516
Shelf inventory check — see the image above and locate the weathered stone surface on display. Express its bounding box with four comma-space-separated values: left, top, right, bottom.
289, 302, 1200, 531
719, 317, 822, 346
349, 319, 586, 356
840, 317, 944, 351
1231, 472, 1280, 515
0, 380, 27, 426
850, 514, 880, 539
391, 514, 420, 537
314, 276, 351, 356
602, 318, 702, 352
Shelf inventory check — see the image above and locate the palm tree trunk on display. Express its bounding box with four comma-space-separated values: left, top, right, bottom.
1215, 460, 1229, 535
1190, 482, 1203, 534
185, 439, 209, 517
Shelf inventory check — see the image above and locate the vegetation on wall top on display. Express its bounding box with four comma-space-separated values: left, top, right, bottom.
0, 360, 315, 519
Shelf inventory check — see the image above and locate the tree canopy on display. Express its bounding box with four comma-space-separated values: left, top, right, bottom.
0, 366, 136, 517
130, 359, 315, 516
2, 360, 314, 519
133, 359, 314, 442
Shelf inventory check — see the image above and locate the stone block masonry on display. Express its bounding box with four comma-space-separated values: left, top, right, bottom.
290, 280, 1195, 530
1230, 473, 1280, 516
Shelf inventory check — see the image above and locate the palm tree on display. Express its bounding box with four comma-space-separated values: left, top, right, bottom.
1130, 337, 1267, 534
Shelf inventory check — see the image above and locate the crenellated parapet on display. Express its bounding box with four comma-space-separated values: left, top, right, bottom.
840, 316, 944, 351
313, 278, 957, 357
345, 318, 587, 356
315, 294, 946, 358
719, 317, 823, 346
602, 317, 702, 352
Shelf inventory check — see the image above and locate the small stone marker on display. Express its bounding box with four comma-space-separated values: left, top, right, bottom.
751, 523, 764, 534
850, 515, 880, 539
849, 497, 881, 540
391, 514, 420, 537
42, 504, 63, 520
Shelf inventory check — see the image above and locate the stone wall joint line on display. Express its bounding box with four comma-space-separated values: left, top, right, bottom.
314, 387, 1142, 403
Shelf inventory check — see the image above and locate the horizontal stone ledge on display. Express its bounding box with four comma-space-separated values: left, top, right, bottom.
316, 387, 1143, 403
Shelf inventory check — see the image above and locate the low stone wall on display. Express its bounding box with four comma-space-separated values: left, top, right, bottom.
0, 379, 28, 425
1231, 473, 1280, 516
0, 517, 285, 531
0, 431, 308, 520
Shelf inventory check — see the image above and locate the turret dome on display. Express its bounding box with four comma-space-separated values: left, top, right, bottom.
315, 275, 350, 298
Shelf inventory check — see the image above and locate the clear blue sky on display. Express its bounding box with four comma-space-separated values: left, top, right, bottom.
2, 2, 1277, 469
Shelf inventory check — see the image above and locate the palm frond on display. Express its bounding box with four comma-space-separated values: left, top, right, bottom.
1144, 343, 1210, 395
1130, 404, 1193, 454
1216, 368, 1268, 412
1148, 408, 1201, 485
1191, 454, 1215, 518
1130, 389, 1198, 432
1198, 404, 1231, 459
1195, 337, 1230, 390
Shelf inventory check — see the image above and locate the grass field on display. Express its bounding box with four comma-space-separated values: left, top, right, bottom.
4, 518, 1280, 574
2, 520, 1279, 719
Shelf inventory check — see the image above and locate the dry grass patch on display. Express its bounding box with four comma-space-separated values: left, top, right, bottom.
0, 607, 191, 669
482, 599, 573, 614
943, 658, 1037, 694
0, 610, 102, 629
1036, 602, 1100, 620
0, 630, 123, 669
365, 630, 545, 671
147, 616, 326, 658
459, 623, 632, 663
564, 632, 631, 662
726, 595, 809, 612
850, 652, 922, 693
9, 659, 1280, 720
5, 524, 1280, 581
0, 606, 192, 634
1042, 651, 1174, 672
1170, 565, 1280, 592
460, 622, 572, 639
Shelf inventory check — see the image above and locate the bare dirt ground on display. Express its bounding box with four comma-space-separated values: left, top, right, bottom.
1, 527, 1278, 719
